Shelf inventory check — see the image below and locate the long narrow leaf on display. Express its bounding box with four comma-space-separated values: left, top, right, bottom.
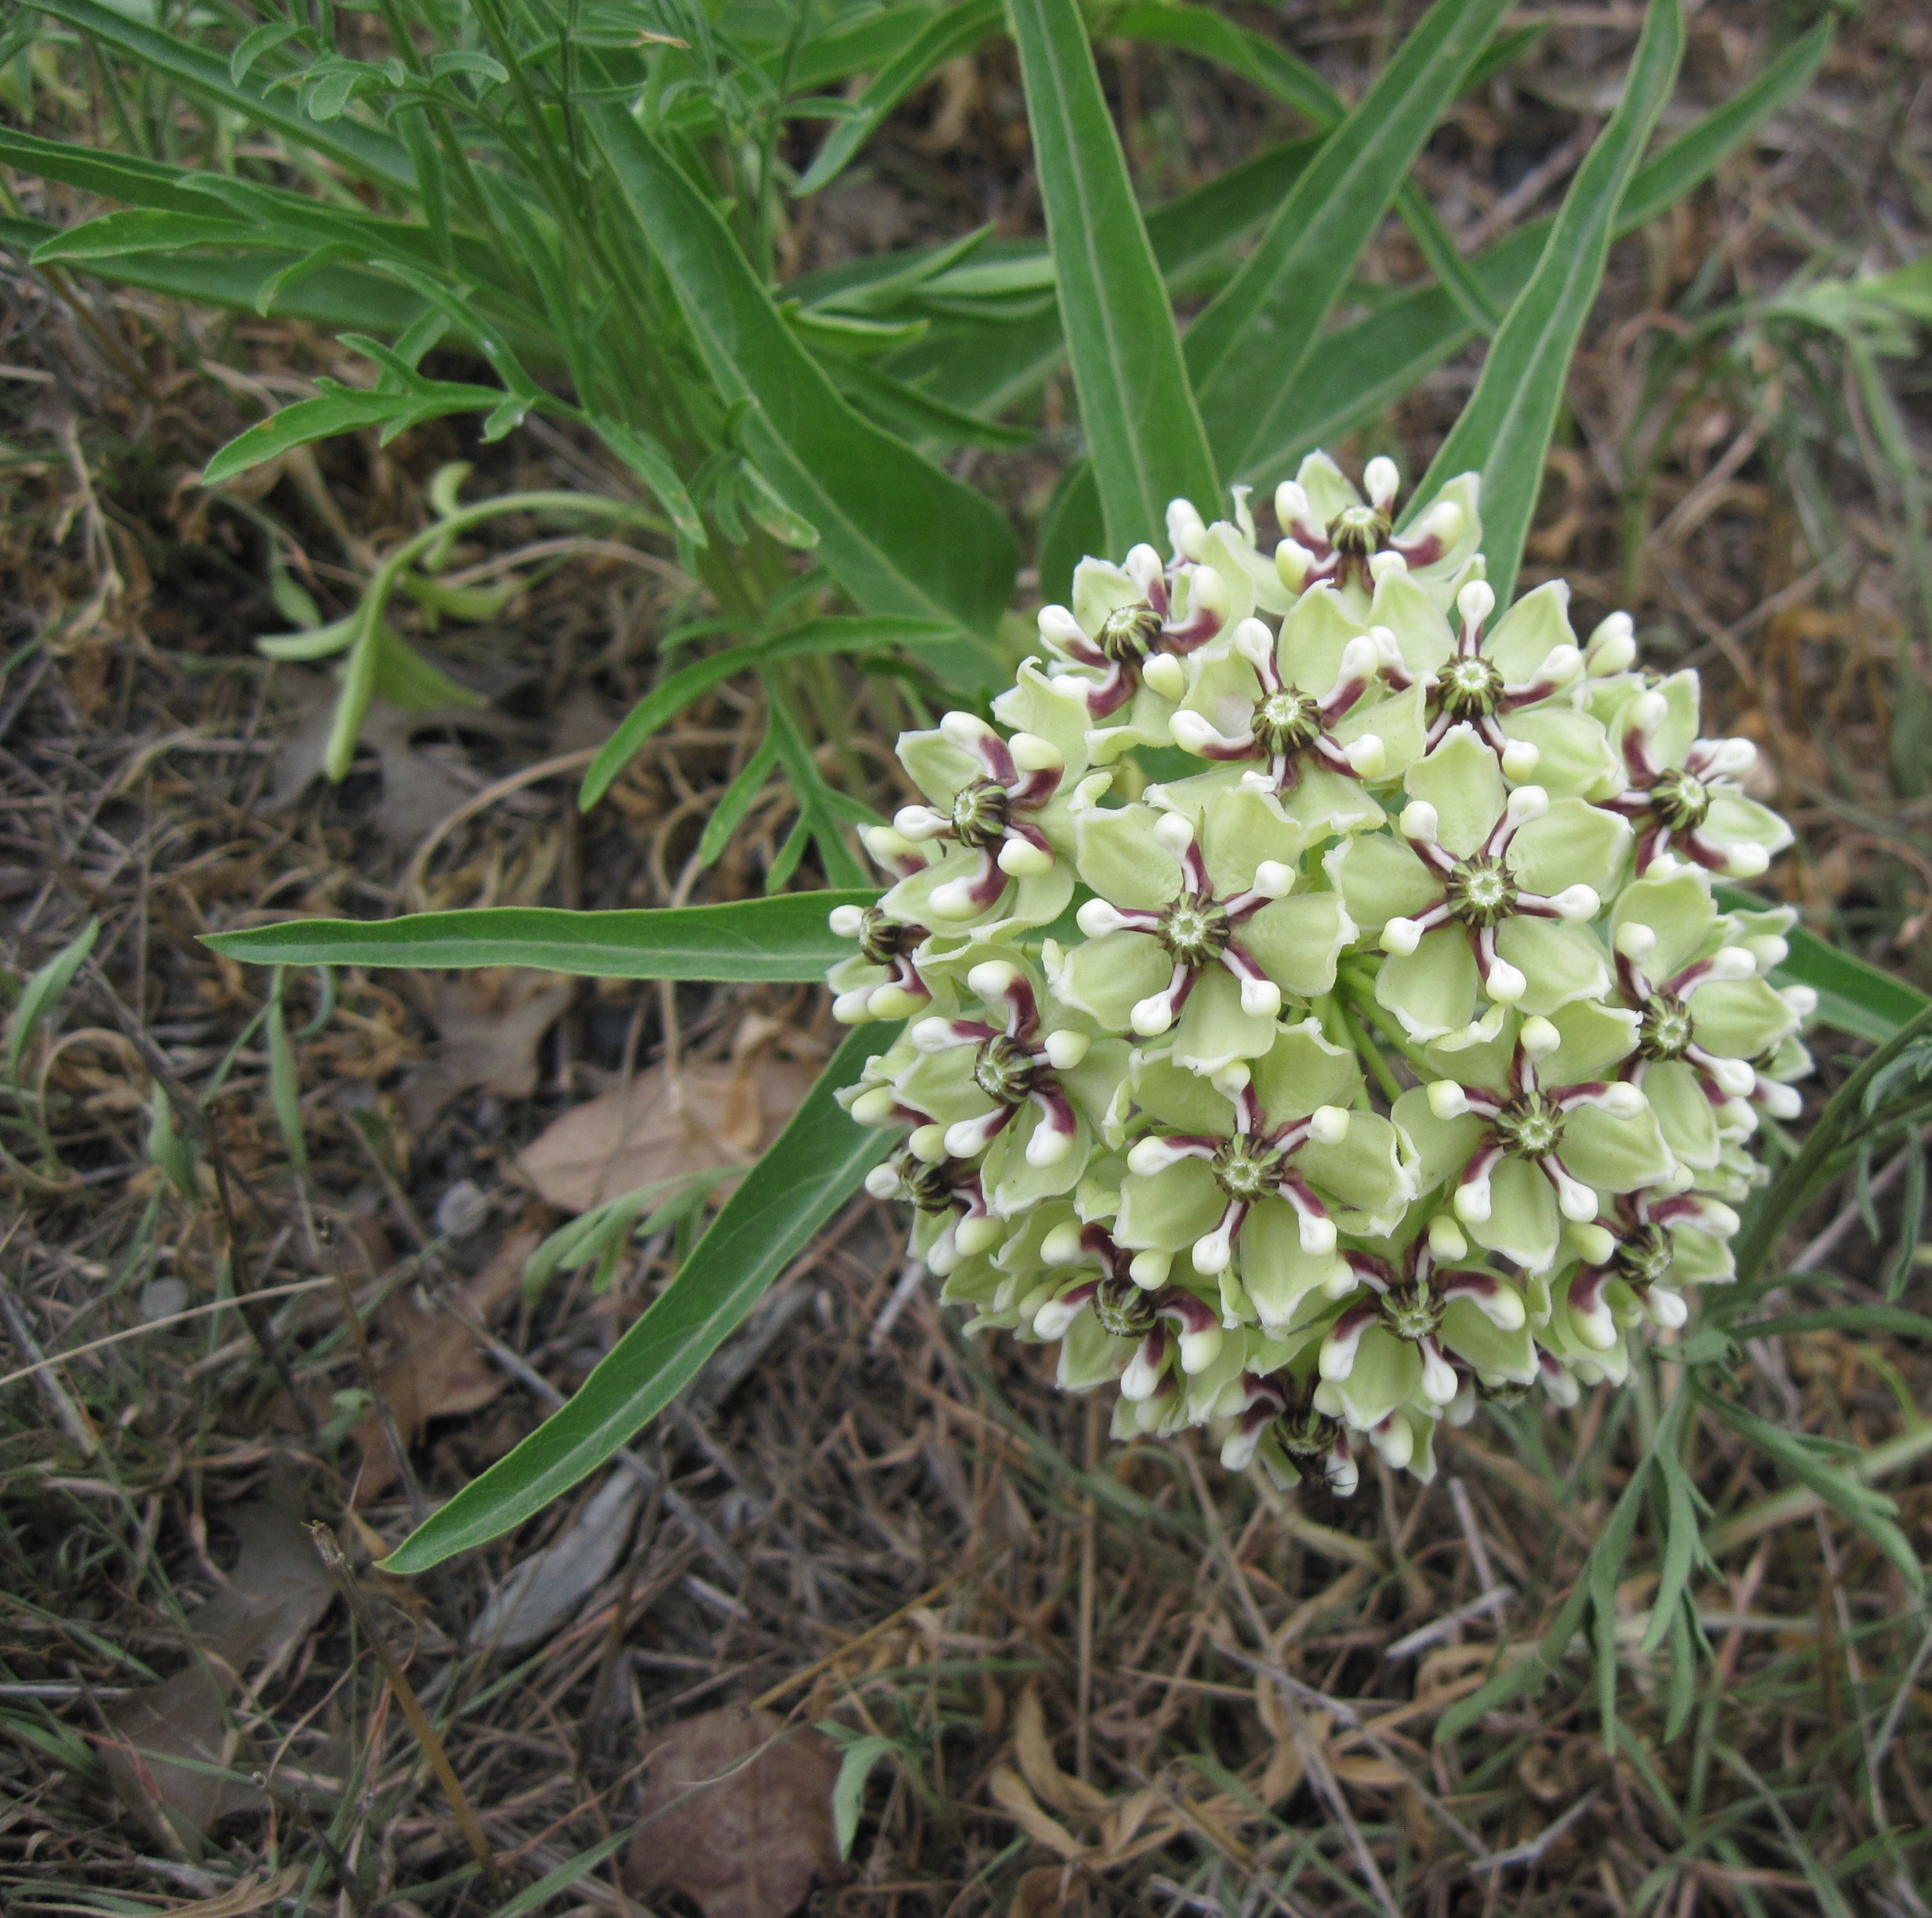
1111, 2, 1503, 332
200, 893, 877, 981
586, 101, 1017, 637
1183, 0, 1514, 477
382, 1022, 902, 1571
1008, 0, 1217, 552
1409, 0, 1684, 606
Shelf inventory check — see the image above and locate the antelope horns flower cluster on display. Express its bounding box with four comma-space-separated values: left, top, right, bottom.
829, 453, 1807, 1494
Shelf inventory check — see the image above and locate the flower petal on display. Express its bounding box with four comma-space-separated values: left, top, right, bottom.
1406, 723, 1506, 856
1377, 925, 1480, 1042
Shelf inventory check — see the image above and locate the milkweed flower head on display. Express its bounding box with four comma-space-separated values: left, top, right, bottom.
829, 455, 1808, 1494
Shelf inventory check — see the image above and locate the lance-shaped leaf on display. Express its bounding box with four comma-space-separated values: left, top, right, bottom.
1184, 0, 1514, 479
1008, 0, 1217, 553
1409, 0, 1684, 606
201, 893, 878, 982
585, 101, 1017, 638
381, 1022, 902, 1572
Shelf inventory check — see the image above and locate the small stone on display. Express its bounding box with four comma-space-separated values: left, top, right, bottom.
435, 1179, 490, 1238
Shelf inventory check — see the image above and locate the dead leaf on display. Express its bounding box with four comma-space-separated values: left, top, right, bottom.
1013, 1683, 1112, 1820
519, 1033, 814, 1214
623, 1705, 842, 1918
470, 1469, 642, 1653
987, 1764, 1084, 1860
1009, 1864, 1085, 1918
349, 1229, 537, 1504
102, 1489, 333, 1851
400, 968, 574, 1133
267, 670, 526, 849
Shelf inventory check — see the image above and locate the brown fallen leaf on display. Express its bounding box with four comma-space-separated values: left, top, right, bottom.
519, 1020, 815, 1213
349, 1229, 537, 1504
101, 1489, 333, 1852
624, 1706, 842, 1918
1009, 1864, 1087, 1918
400, 968, 575, 1133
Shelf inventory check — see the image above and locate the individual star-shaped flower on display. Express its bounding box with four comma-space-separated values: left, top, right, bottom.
1315, 1219, 1535, 1428
859, 1135, 1002, 1276
1109, 1031, 1414, 1323
1220, 1367, 1360, 1495
1168, 614, 1395, 791
1600, 671, 1794, 878
1394, 1011, 1674, 1272
1272, 454, 1479, 610
1608, 874, 1811, 1161
1124, 1068, 1355, 1283
1364, 573, 1623, 798
1375, 577, 1587, 776
1558, 1182, 1746, 1347
886, 711, 1072, 919
827, 903, 932, 1024
1037, 527, 1239, 723
1026, 1220, 1228, 1393
1328, 726, 1626, 1043
906, 959, 1094, 1166
1051, 788, 1354, 1073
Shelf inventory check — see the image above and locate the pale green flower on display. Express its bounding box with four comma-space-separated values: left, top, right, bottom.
1599, 669, 1794, 878
1338, 726, 1625, 1041
1395, 1011, 1672, 1272
823, 465, 1806, 1497
1272, 454, 1482, 614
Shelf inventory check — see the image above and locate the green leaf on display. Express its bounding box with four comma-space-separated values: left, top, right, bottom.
8, 918, 99, 1083
1236, 19, 1829, 492
1109, 2, 1503, 335
797, 0, 1002, 195
1736, 1306, 1932, 1341
381, 1022, 903, 1572
1183, 0, 1514, 477
825, 1731, 897, 1856
145, 1083, 198, 1200
1700, 1390, 1925, 1598
1007, 0, 1218, 552
1408, 0, 1684, 606
28, 0, 415, 191
200, 892, 877, 981
595, 422, 707, 545
580, 616, 996, 811
1713, 890, 1930, 1044
585, 101, 1018, 636
202, 380, 509, 487
1611, 21, 1829, 234
698, 737, 781, 868
266, 971, 309, 1178
31, 208, 254, 261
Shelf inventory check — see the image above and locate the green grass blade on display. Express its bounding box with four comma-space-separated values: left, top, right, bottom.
797, 0, 1002, 195
28, 0, 415, 191
1409, 0, 1684, 606
200, 894, 877, 982
585, 100, 1017, 636
1007, 0, 1218, 552
1183, 0, 1513, 477
1711, 891, 1928, 1044
381, 1023, 902, 1572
